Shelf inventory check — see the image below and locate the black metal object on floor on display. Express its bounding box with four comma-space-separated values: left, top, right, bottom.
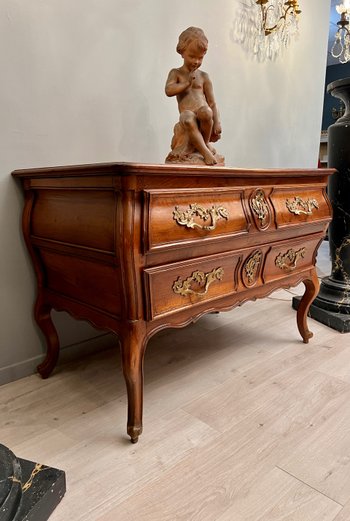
293, 295, 350, 333
308, 77, 350, 331
0, 444, 66, 521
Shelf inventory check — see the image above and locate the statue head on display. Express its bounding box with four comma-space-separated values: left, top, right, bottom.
176, 27, 208, 57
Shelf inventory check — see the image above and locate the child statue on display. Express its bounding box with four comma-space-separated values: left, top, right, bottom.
165, 27, 224, 166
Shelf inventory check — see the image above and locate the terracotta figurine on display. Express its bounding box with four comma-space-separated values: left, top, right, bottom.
165, 27, 224, 166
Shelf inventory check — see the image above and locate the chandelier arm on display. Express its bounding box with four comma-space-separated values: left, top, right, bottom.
264, 4, 293, 35
258, 3, 268, 32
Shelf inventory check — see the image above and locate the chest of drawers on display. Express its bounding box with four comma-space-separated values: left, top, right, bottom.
12, 162, 333, 443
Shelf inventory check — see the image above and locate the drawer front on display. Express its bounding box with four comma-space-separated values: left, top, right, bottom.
270, 187, 330, 228
143, 189, 249, 252
144, 252, 241, 319
263, 236, 321, 283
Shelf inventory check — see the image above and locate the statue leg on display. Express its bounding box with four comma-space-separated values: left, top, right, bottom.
197, 105, 214, 147
35, 298, 60, 378
296, 269, 320, 343
180, 110, 216, 165
120, 322, 147, 443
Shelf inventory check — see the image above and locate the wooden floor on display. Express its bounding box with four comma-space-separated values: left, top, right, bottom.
2, 243, 350, 520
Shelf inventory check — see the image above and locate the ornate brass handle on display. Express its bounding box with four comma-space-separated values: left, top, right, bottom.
275, 247, 306, 271
250, 189, 270, 227
286, 197, 319, 215
244, 251, 263, 285
173, 204, 229, 231
172, 267, 224, 297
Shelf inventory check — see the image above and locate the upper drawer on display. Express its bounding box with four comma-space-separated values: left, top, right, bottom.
143, 189, 249, 253
270, 187, 331, 228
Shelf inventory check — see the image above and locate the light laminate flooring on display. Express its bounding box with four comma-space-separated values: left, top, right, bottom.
2, 242, 350, 520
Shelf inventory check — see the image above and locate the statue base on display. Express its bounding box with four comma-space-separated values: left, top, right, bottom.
165, 151, 225, 166
165, 120, 225, 166
0, 444, 66, 521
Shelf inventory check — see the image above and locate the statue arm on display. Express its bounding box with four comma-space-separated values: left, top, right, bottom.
165, 69, 191, 97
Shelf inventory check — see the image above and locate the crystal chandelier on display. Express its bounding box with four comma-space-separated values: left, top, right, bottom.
232, 0, 302, 62
331, 0, 350, 64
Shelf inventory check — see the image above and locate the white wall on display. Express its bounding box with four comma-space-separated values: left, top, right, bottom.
0, 0, 331, 384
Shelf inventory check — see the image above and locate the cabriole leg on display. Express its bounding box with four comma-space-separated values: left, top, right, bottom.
297, 269, 320, 343
120, 322, 147, 443
35, 299, 60, 378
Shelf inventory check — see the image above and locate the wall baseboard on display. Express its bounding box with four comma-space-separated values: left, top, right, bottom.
0, 333, 117, 386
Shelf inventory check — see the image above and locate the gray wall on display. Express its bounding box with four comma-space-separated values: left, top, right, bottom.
0, 0, 331, 384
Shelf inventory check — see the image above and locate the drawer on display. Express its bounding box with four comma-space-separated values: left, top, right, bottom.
144, 252, 241, 319
270, 187, 331, 228
262, 236, 322, 284
143, 189, 249, 252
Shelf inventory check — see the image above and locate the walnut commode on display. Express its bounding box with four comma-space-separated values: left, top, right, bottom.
12, 163, 333, 443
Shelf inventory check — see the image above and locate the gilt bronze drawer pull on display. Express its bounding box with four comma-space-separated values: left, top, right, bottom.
251, 190, 268, 222
173, 204, 229, 231
243, 250, 263, 286
172, 267, 224, 297
286, 197, 319, 215
275, 247, 306, 271
250, 189, 271, 229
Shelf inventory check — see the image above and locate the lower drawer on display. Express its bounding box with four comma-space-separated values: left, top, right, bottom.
263, 236, 322, 283
144, 235, 323, 320
144, 252, 241, 319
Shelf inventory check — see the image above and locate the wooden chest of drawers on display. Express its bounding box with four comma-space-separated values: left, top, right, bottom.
12, 162, 333, 443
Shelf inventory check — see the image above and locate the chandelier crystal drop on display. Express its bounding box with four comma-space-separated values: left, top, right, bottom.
331, 0, 350, 64
232, 0, 301, 62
